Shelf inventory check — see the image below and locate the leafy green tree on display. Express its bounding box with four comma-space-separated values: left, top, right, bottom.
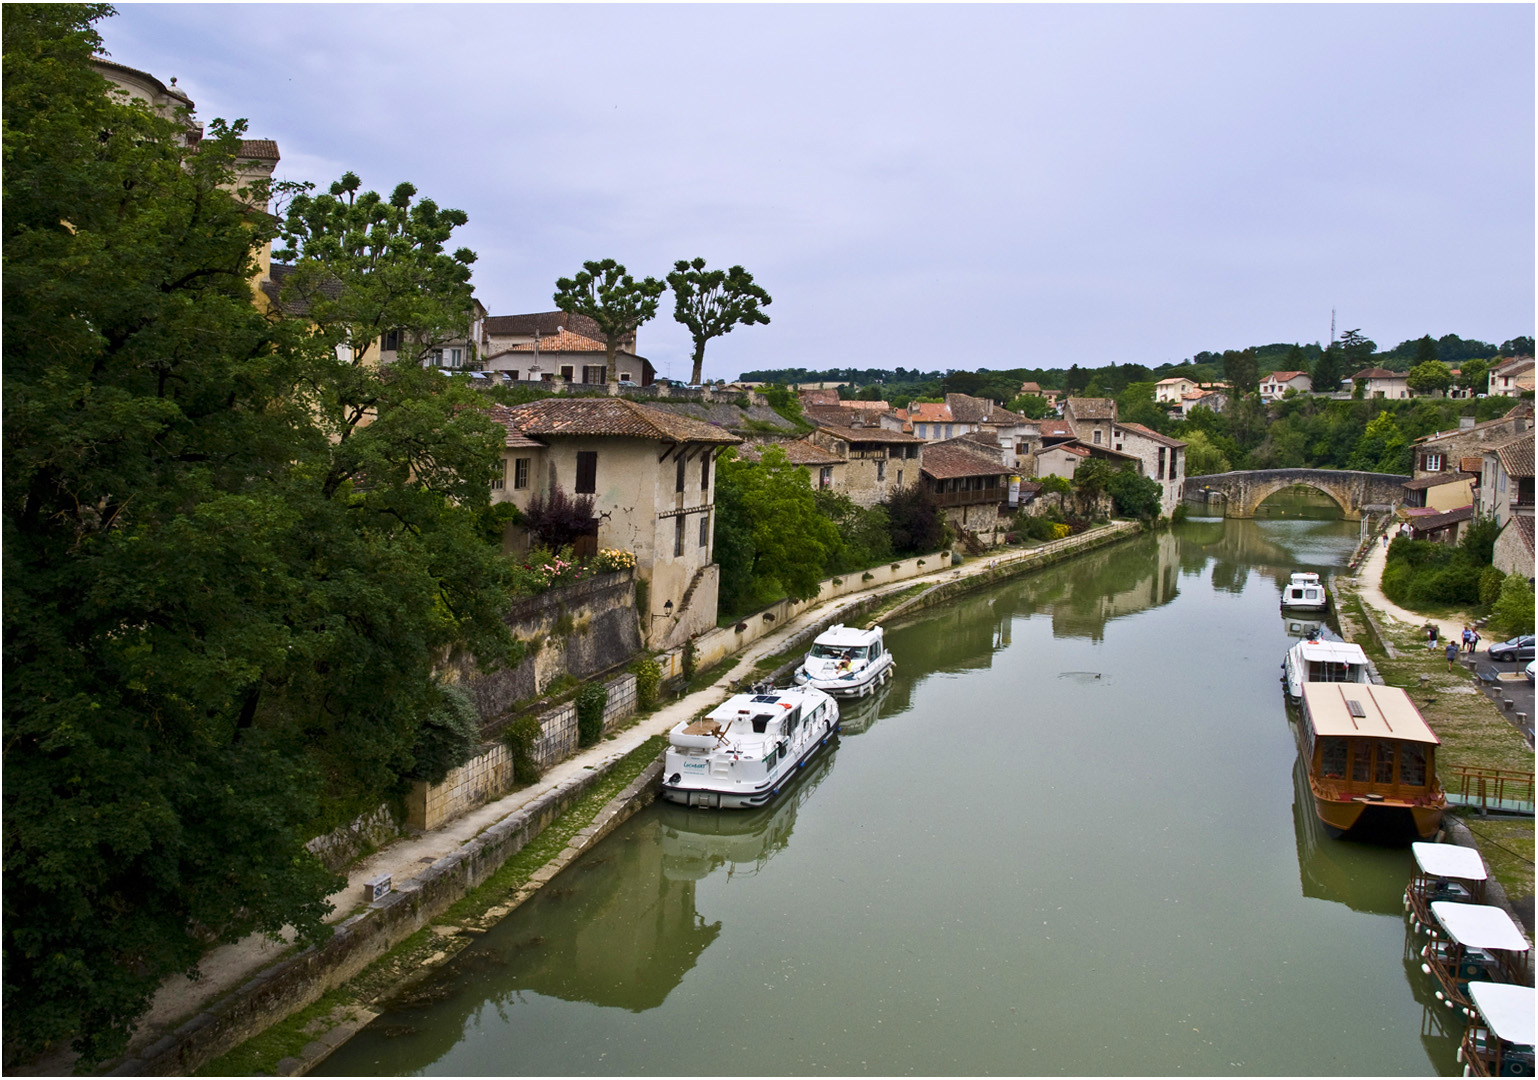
1339, 329, 1377, 372
1071, 458, 1116, 517
813, 490, 893, 573
884, 485, 947, 555
1221, 348, 1259, 398
1106, 467, 1164, 519
1491, 574, 1535, 637
552, 258, 666, 382
3, 6, 512, 1062
1312, 343, 1346, 395
1500, 336, 1534, 357
1457, 358, 1490, 395
1037, 474, 1071, 513
666, 258, 771, 386
1006, 393, 1054, 419
1412, 334, 1439, 370
1406, 360, 1454, 397
1115, 381, 1167, 430
1181, 429, 1232, 476
714, 447, 838, 614
1347, 411, 1409, 473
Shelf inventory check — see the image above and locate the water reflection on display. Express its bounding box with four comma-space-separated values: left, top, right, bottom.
1289, 754, 1409, 916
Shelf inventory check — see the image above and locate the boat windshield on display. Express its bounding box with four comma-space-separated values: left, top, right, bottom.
1306, 661, 1358, 682
811, 644, 868, 660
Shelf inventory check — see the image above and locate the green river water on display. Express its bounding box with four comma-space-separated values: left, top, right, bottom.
322, 497, 1463, 1076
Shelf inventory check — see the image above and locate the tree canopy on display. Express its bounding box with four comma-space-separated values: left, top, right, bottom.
552, 258, 666, 381
714, 447, 839, 614
666, 258, 771, 386
3, 6, 513, 1062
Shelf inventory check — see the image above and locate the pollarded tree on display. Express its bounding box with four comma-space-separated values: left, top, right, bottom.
552, 259, 666, 382
667, 258, 772, 386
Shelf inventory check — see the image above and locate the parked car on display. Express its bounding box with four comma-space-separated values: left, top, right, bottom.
1487, 635, 1536, 662
1526, 660, 1534, 684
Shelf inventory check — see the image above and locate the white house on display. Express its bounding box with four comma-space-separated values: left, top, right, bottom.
1259, 370, 1313, 402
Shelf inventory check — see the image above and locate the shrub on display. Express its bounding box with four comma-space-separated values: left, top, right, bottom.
405, 683, 483, 784
521, 482, 597, 549
575, 680, 609, 746
681, 638, 698, 681
1409, 562, 1482, 606
1492, 575, 1536, 637
1479, 566, 1507, 608
592, 547, 637, 573
633, 656, 661, 708
502, 713, 544, 784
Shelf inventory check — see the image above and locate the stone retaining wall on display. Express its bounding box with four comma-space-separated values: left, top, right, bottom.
304, 804, 404, 874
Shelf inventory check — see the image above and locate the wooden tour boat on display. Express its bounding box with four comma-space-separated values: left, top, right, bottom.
1296, 682, 1446, 839
1419, 900, 1532, 1018
1458, 982, 1535, 1077
1405, 842, 1488, 935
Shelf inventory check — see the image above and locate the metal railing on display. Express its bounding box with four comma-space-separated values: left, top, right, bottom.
1446, 765, 1535, 813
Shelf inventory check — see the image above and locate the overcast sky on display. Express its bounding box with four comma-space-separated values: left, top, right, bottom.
101, 4, 1534, 382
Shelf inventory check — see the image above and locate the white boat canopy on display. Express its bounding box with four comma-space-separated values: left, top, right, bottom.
1430, 901, 1532, 953
1411, 842, 1488, 882
1467, 982, 1536, 1046
1295, 641, 1369, 665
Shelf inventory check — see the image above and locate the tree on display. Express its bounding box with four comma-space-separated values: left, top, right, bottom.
666, 258, 771, 386
1406, 360, 1454, 397
884, 485, 947, 555
1106, 467, 1164, 519
713, 447, 838, 614
1457, 358, 1490, 395
1312, 343, 1346, 395
1413, 334, 1439, 370
1500, 336, 1534, 357
1006, 393, 1054, 419
1221, 348, 1259, 398
3, 7, 513, 1062
1038, 474, 1071, 513
1071, 458, 1116, 517
553, 259, 666, 382
1181, 430, 1232, 476
1492, 574, 1536, 637
1339, 329, 1377, 372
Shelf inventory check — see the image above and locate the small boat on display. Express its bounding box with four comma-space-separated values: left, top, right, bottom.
661, 683, 839, 810
1281, 571, 1328, 611
1295, 682, 1446, 839
1459, 982, 1535, 1077
1419, 901, 1533, 1017
1405, 842, 1488, 935
1283, 631, 1376, 700
792, 623, 895, 699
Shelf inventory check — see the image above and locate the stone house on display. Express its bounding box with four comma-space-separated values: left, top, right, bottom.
1062, 397, 1118, 448
1411, 406, 1532, 478
1154, 377, 1198, 404
1259, 370, 1313, 402
944, 394, 1039, 468
735, 438, 847, 495
1034, 441, 1141, 482
486, 398, 740, 648
806, 419, 924, 508
1488, 357, 1535, 398
1478, 432, 1535, 578
1112, 423, 1187, 515
919, 439, 1012, 545
1401, 472, 1476, 512
1017, 382, 1059, 408
1175, 388, 1228, 417
480, 311, 656, 386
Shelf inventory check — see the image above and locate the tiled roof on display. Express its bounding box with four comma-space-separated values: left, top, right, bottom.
489, 397, 740, 444
1156, 377, 1195, 386
1065, 397, 1116, 419
484, 405, 546, 449
1265, 370, 1307, 382
1415, 412, 1531, 445
1351, 368, 1402, 380
1018, 382, 1043, 394
798, 389, 842, 407
1038, 419, 1075, 439
1460, 456, 1484, 473
499, 328, 607, 354
1115, 422, 1187, 449
736, 438, 844, 467
945, 393, 1028, 425
1493, 358, 1535, 377
1515, 514, 1534, 558
1494, 432, 1534, 478
1409, 505, 1474, 533
485, 311, 609, 344
1402, 472, 1476, 490
803, 405, 890, 430
908, 402, 953, 423
920, 441, 1010, 481
812, 421, 923, 445
1045, 442, 1090, 458
238, 139, 280, 160
842, 400, 891, 412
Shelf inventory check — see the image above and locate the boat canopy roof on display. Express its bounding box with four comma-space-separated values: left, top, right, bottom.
1301, 683, 1439, 743
1290, 572, 1321, 585
1430, 901, 1531, 953
1411, 842, 1487, 882
1467, 982, 1536, 1045
812, 624, 881, 648
1294, 640, 1369, 664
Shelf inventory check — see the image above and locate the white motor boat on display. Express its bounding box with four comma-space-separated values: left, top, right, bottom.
1281, 571, 1328, 612
792, 623, 895, 698
1282, 632, 1376, 700
661, 684, 839, 810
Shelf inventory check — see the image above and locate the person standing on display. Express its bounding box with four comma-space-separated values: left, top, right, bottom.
1446, 640, 1460, 669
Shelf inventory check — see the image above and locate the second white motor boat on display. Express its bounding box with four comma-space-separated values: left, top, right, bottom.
792, 623, 895, 698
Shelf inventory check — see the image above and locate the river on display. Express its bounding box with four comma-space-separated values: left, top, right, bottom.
322, 496, 1460, 1076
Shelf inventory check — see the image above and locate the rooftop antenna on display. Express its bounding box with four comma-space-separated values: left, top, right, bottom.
1329, 308, 1336, 347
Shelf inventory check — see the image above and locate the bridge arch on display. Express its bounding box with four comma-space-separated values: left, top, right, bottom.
1183, 469, 1410, 520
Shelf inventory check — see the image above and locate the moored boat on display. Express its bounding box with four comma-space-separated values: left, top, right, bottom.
1405, 842, 1488, 935
1459, 982, 1535, 1077
1283, 632, 1376, 700
1419, 901, 1533, 1017
1281, 571, 1328, 611
792, 623, 894, 699
661, 683, 839, 810
1295, 682, 1446, 839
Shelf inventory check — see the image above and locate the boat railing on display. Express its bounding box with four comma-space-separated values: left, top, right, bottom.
1446, 765, 1536, 814
1312, 774, 1446, 806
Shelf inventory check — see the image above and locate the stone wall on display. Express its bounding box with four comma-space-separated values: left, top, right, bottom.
407, 672, 639, 831
451, 570, 639, 731
304, 804, 404, 874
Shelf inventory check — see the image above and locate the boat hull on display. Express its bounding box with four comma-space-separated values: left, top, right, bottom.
1308, 791, 1444, 840
660, 720, 840, 809
794, 655, 894, 698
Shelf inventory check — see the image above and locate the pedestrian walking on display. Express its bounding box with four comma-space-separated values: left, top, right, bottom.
1446, 640, 1460, 669
1427, 624, 1439, 650
1462, 625, 1474, 653
1382, 532, 1390, 549
1469, 628, 1481, 654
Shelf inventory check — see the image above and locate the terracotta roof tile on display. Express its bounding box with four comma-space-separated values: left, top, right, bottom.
1494, 432, 1534, 478
1115, 422, 1187, 449
1065, 397, 1116, 419
920, 441, 1011, 481
490, 398, 739, 444
1515, 514, 1534, 558
1402, 472, 1476, 490
945, 393, 1028, 425
1409, 505, 1474, 532
238, 139, 280, 160
736, 438, 845, 466
485, 311, 608, 342
811, 420, 923, 444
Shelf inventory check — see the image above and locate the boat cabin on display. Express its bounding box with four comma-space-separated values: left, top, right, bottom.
1460, 982, 1535, 1077
1281, 572, 1328, 611
807, 624, 885, 666
1406, 842, 1488, 934
1296, 683, 1445, 838
1421, 901, 1532, 1015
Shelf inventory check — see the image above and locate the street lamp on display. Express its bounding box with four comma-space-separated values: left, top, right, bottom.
652, 599, 674, 623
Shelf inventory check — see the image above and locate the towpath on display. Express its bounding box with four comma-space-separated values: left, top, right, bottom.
107, 535, 1091, 1067
1349, 528, 1473, 647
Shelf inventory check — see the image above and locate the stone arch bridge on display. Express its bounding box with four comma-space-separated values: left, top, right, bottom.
1183, 469, 1409, 520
